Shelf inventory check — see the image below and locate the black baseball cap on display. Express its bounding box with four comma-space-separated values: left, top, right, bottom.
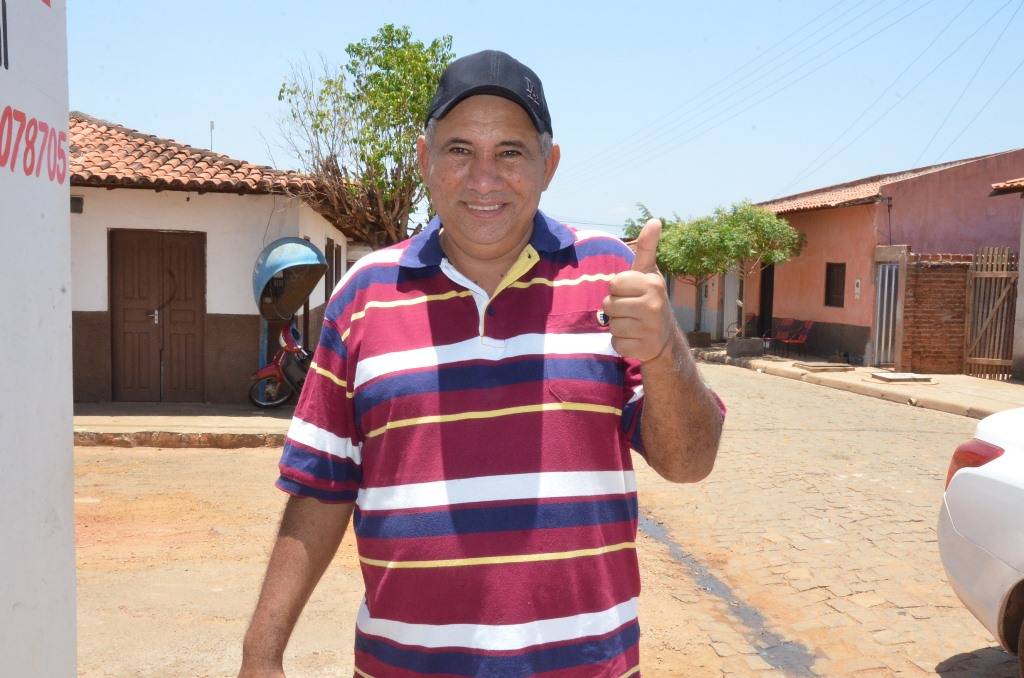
426, 50, 552, 136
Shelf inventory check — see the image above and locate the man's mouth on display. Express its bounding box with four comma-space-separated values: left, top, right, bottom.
464, 202, 506, 215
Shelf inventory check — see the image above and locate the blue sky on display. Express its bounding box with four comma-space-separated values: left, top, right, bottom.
69, 0, 1024, 234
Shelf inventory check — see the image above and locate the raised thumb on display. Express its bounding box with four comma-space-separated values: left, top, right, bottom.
631, 218, 662, 273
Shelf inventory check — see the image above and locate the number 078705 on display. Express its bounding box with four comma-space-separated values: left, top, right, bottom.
0, 105, 68, 184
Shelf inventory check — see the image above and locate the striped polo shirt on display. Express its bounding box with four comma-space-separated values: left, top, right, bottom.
278, 211, 650, 677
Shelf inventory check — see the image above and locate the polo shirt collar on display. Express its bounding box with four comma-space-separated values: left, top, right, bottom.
399, 210, 574, 269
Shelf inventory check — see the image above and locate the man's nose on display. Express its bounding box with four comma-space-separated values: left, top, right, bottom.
465, 154, 503, 194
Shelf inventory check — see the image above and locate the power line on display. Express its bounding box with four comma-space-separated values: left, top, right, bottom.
559, 0, 923, 187
561, 0, 852, 176
934, 49, 1024, 160
558, 0, 886, 183
547, 214, 626, 229
916, 0, 1023, 164
561, 0, 934, 190
782, 0, 975, 193
788, 0, 1015, 187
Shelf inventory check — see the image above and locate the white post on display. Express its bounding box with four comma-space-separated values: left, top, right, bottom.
0, 1, 75, 674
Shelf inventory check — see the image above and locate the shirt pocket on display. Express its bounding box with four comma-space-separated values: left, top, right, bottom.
541, 309, 624, 408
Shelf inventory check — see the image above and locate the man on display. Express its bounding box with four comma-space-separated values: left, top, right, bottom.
240, 50, 724, 677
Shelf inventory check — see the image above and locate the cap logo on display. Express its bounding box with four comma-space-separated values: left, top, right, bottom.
524, 76, 541, 105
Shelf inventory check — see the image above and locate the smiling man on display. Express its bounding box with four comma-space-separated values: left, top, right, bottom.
240, 50, 724, 677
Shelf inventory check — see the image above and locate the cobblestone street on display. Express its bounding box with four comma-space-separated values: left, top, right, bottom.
75, 363, 1021, 676
635, 363, 1018, 677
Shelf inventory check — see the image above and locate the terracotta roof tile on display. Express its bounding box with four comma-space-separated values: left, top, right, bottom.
758, 152, 1007, 215
69, 112, 313, 195
990, 176, 1024, 196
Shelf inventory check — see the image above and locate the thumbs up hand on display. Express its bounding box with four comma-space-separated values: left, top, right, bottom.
602, 218, 676, 363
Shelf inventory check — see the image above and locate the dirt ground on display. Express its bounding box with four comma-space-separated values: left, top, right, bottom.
75, 446, 732, 677
76, 363, 1020, 677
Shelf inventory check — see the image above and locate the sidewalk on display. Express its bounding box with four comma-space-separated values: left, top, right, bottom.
73, 402, 291, 448
693, 346, 1024, 420
73, 353, 1024, 449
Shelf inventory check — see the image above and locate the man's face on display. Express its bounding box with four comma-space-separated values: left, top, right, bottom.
417, 95, 560, 263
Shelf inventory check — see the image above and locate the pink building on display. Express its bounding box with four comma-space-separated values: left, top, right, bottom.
741, 148, 1024, 365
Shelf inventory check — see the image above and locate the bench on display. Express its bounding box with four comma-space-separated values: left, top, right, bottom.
765, 318, 814, 357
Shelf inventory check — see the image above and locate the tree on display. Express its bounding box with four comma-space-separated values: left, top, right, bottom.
623, 202, 681, 272
622, 203, 656, 241
624, 205, 733, 332
718, 201, 804, 336
277, 25, 454, 248
718, 201, 804, 278
622, 200, 802, 335
661, 216, 737, 333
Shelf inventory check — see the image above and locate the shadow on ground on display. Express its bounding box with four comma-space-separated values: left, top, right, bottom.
935, 646, 1018, 677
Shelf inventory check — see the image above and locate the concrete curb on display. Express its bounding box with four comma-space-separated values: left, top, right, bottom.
693, 349, 1002, 420
74, 431, 285, 448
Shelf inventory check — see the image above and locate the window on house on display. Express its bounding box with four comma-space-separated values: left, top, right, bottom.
825, 263, 846, 308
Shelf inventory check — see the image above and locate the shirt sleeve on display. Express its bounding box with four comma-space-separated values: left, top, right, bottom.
275, 313, 362, 503
620, 358, 646, 457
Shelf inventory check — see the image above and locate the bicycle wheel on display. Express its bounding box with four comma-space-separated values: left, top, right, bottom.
248, 376, 295, 408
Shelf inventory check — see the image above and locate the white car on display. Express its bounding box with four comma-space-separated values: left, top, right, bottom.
939, 406, 1024, 676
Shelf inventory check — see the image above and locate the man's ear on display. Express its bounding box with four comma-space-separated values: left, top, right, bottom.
416, 135, 429, 180
541, 143, 561, 191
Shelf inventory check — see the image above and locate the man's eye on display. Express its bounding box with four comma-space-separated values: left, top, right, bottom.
448, 147, 470, 155
501, 150, 522, 158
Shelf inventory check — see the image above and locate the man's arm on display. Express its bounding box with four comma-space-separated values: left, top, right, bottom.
603, 218, 723, 483
637, 328, 722, 482
239, 496, 354, 677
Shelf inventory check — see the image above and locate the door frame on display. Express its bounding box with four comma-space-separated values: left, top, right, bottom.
107, 228, 208, 402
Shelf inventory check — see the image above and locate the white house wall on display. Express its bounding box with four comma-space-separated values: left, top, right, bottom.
723, 271, 742, 336
699, 280, 720, 340
71, 187, 305, 314
69, 186, 347, 403
297, 201, 349, 311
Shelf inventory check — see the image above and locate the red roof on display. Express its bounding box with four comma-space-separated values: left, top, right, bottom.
69, 112, 313, 194
990, 176, 1024, 196
758, 153, 1003, 215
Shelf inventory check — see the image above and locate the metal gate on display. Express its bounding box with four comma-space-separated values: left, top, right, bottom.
964, 247, 1018, 380
873, 262, 899, 366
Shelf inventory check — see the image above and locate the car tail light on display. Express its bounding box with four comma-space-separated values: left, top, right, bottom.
945, 438, 1004, 489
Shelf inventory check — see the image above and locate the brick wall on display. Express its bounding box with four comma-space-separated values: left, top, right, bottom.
898, 254, 971, 374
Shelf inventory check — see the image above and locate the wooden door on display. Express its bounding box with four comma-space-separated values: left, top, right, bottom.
161, 232, 205, 401
964, 247, 1018, 380
110, 230, 206, 401
757, 264, 775, 337
111, 231, 163, 401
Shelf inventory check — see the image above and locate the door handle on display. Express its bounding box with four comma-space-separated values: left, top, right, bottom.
146, 309, 159, 325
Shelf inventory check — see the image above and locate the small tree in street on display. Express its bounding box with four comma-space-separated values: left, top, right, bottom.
622, 201, 802, 335
718, 201, 804, 335
718, 201, 804, 281
624, 205, 733, 333
277, 25, 454, 248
